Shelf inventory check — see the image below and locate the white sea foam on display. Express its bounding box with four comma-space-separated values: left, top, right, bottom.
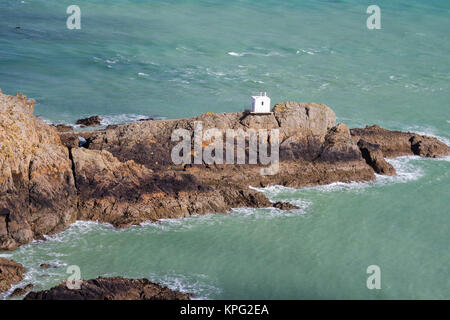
147, 272, 221, 300
228, 51, 282, 57
403, 125, 450, 146
296, 49, 315, 55
228, 52, 245, 57
100, 113, 155, 126
251, 156, 425, 197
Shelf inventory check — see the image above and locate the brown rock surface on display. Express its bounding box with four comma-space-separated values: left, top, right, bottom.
357, 139, 396, 176
0, 257, 25, 293
272, 202, 299, 210
76, 115, 102, 127
0, 91, 77, 250
9, 284, 33, 297
24, 276, 191, 300
350, 125, 450, 158
52, 124, 73, 132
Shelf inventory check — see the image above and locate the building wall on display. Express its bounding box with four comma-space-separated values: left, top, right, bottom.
251, 97, 271, 113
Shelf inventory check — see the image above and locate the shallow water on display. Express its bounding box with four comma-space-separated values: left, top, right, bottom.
1, 156, 449, 299
0, 0, 449, 299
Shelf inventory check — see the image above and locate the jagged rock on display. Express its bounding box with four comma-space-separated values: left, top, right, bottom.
71, 148, 272, 226
273, 102, 336, 140
9, 284, 33, 297
76, 115, 102, 127
272, 202, 299, 210
0, 258, 25, 293
52, 124, 73, 132
350, 125, 450, 158
0, 91, 77, 250
24, 276, 191, 300
410, 135, 450, 158
357, 139, 396, 176
319, 124, 362, 162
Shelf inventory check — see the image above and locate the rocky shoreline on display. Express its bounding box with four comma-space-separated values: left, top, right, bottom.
1, 89, 449, 299
24, 276, 191, 300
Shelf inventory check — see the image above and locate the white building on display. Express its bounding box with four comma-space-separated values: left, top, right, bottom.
251, 92, 271, 114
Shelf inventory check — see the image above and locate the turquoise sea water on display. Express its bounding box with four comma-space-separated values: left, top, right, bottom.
0, 0, 449, 299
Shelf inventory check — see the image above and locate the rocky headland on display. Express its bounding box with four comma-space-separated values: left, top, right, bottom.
1, 89, 449, 253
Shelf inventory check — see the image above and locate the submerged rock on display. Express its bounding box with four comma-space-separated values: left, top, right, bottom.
24, 276, 191, 300
0, 258, 25, 293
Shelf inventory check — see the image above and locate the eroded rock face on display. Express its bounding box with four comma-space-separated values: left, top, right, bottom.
24, 276, 191, 300
410, 135, 450, 158
71, 148, 276, 226
0, 91, 77, 250
350, 125, 450, 158
0, 258, 25, 293
273, 102, 336, 139
357, 139, 396, 176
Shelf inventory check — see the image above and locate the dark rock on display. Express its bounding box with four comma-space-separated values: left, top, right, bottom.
138, 117, 154, 122
39, 263, 56, 269
76, 116, 102, 127
272, 202, 299, 210
0, 258, 25, 293
410, 135, 450, 158
24, 276, 191, 300
52, 124, 73, 132
8, 284, 33, 297
357, 139, 396, 175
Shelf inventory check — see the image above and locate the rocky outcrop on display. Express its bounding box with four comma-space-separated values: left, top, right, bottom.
0, 258, 25, 293
350, 125, 450, 158
52, 124, 73, 132
76, 115, 102, 127
1, 90, 448, 250
272, 202, 299, 210
71, 147, 273, 226
357, 139, 396, 176
24, 276, 191, 300
9, 284, 33, 297
0, 91, 77, 250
